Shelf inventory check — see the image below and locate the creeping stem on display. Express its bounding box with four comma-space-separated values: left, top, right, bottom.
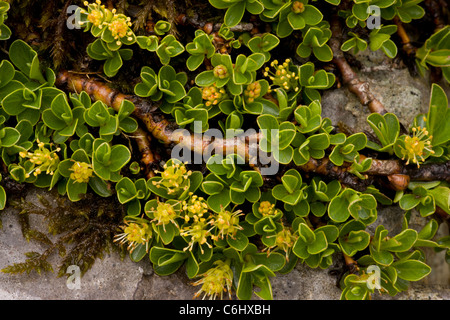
329, 17, 394, 117
55, 71, 261, 164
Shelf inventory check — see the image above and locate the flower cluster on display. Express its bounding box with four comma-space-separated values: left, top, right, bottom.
147, 200, 180, 231
114, 217, 152, 253
202, 84, 227, 107
258, 200, 277, 217
211, 208, 244, 241
151, 161, 192, 195
399, 121, 435, 167
181, 195, 213, 253
19, 140, 60, 178
213, 64, 229, 79
69, 161, 93, 184
244, 81, 262, 103
291, 1, 305, 14
83, 0, 109, 27
264, 59, 299, 92
81, 0, 134, 46
108, 16, 132, 40
192, 260, 233, 300
266, 227, 297, 260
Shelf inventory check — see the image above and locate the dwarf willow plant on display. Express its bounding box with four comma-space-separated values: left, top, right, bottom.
0, 0, 449, 303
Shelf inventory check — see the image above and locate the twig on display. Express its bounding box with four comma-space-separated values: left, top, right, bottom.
297, 157, 374, 191
393, 17, 416, 56
126, 126, 159, 178
329, 18, 394, 117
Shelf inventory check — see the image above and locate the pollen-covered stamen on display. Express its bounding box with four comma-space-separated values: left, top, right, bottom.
264, 58, 299, 92
85, 0, 107, 27
264, 227, 297, 261
400, 124, 435, 168
182, 195, 209, 221
19, 139, 60, 178
114, 218, 152, 253
258, 201, 276, 217
108, 16, 132, 40
211, 208, 243, 240
180, 216, 214, 253
152, 161, 192, 195
192, 260, 233, 300
149, 201, 180, 231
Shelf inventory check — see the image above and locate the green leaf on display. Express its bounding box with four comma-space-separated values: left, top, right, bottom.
399, 194, 421, 210
9, 40, 45, 83
66, 180, 88, 202
381, 39, 398, 58
109, 144, 131, 172
0, 127, 20, 147
104, 52, 123, 77
352, 2, 369, 21
307, 231, 328, 254
195, 70, 216, 87
303, 5, 323, 26
287, 12, 305, 30
0, 60, 15, 88
392, 259, 431, 281
427, 83, 450, 146
224, 1, 246, 28
227, 229, 249, 251
0, 185, 6, 210
298, 223, 315, 244
328, 190, 352, 223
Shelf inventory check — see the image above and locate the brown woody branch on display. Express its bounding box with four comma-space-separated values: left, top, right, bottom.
393, 17, 416, 56
329, 17, 391, 116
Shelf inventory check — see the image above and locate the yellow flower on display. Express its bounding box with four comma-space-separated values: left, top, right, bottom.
69, 161, 93, 184
182, 195, 209, 221
108, 15, 132, 40
192, 260, 233, 300
264, 58, 299, 92
211, 208, 243, 240
85, 0, 108, 27
258, 201, 276, 216
244, 81, 262, 103
150, 201, 179, 230
213, 64, 228, 79
399, 125, 434, 168
114, 217, 152, 253
202, 84, 227, 107
180, 216, 214, 253
264, 227, 298, 261
152, 161, 192, 195
20, 139, 60, 178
